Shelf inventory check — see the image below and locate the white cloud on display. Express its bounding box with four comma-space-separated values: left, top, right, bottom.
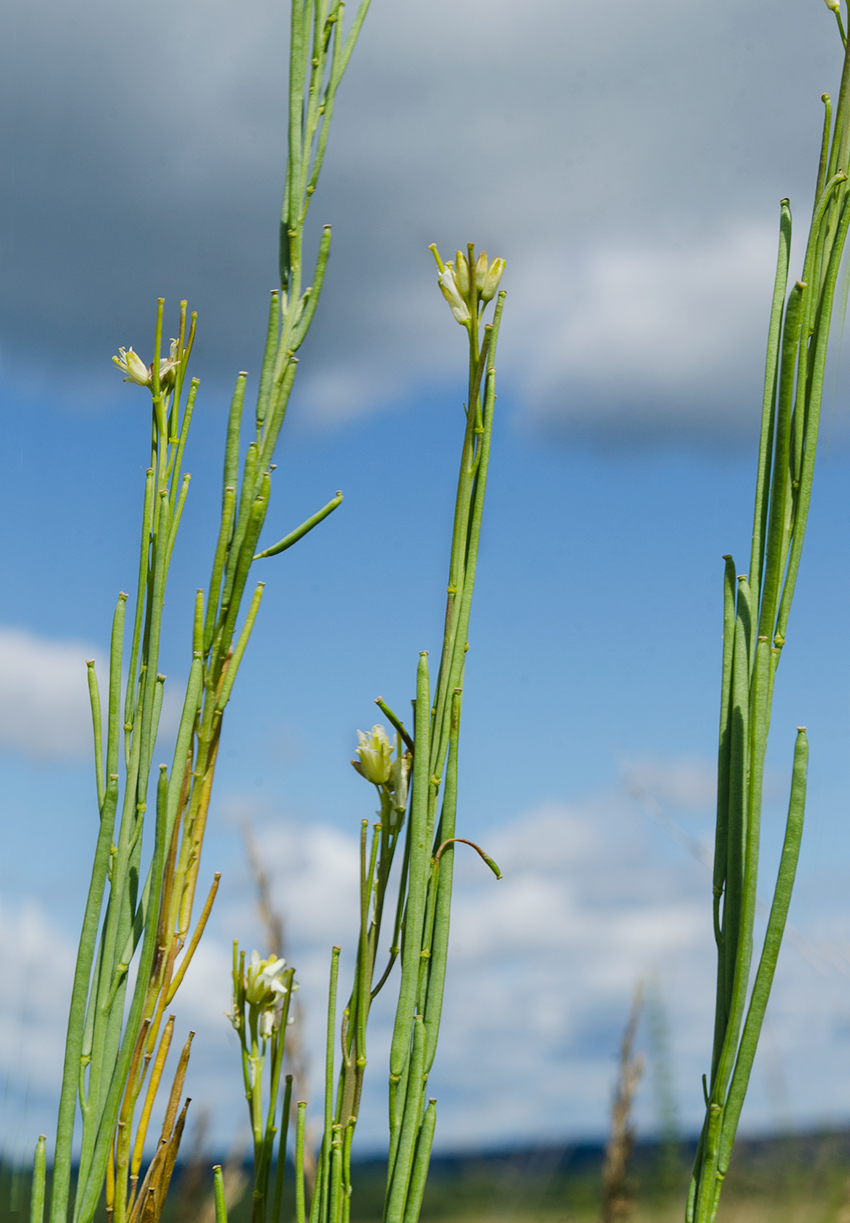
620, 755, 717, 812
0, 627, 101, 758
0, 626, 184, 761
6, 777, 850, 1160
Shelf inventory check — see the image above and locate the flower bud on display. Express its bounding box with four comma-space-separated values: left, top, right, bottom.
113, 347, 151, 387
454, 252, 470, 298
388, 752, 411, 819
480, 257, 506, 303
825, 0, 841, 12
352, 725, 394, 785
438, 265, 471, 325
474, 251, 489, 291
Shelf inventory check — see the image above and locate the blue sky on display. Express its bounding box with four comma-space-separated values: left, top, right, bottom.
3, 0, 850, 1169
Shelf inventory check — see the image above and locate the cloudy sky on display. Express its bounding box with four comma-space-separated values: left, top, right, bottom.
4, 0, 850, 1174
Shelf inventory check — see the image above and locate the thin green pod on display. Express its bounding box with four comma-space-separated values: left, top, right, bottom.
256, 293, 281, 430
106, 593, 127, 786
214, 1166, 229, 1223
389, 656, 432, 1083
204, 485, 237, 654
429, 389, 480, 774
86, 662, 105, 811
257, 355, 299, 475
304, 50, 343, 212
422, 691, 461, 1074
221, 473, 271, 637
73, 745, 181, 1223
827, 33, 850, 181
385, 1016, 427, 1223
164, 655, 203, 844
49, 774, 118, 1223
301, 4, 331, 205
292, 227, 333, 349
328, 1130, 343, 1223
255, 491, 343, 559
748, 201, 791, 618
134, 490, 172, 795
815, 94, 833, 201
401, 1100, 437, 1223
285, 0, 309, 260
315, 948, 341, 1223
757, 281, 805, 642
224, 373, 247, 504
166, 474, 192, 566
30, 1136, 46, 1223
338, 0, 373, 83
717, 728, 807, 1180
220, 443, 259, 615
712, 578, 751, 1083
295, 1102, 307, 1223
776, 193, 850, 647
123, 467, 155, 751
168, 379, 198, 517
713, 557, 738, 945
272, 1075, 294, 1223
215, 583, 265, 713
193, 590, 204, 656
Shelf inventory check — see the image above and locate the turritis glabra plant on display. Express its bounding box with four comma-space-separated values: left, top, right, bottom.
222, 243, 506, 1223
689, 7, 850, 1222
37, 2, 373, 1222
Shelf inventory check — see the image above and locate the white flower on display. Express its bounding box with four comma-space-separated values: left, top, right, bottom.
158, 338, 180, 388
352, 725, 394, 785
825, 0, 841, 12
438, 265, 471, 325
244, 950, 288, 1007
112, 347, 151, 387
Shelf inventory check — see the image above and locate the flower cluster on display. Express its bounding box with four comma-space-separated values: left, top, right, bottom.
351, 724, 411, 827
431, 245, 505, 327
229, 950, 293, 1040
112, 338, 181, 391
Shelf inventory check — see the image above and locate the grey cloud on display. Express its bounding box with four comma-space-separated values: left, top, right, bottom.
0, 0, 844, 437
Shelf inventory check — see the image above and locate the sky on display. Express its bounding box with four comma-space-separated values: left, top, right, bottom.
4, 0, 850, 1174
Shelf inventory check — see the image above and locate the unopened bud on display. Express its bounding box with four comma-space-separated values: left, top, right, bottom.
480, 257, 506, 303
388, 752, 411, 819
474, 251, 489, 291
454, 252, 470, 297
259, 1009, 277, 1040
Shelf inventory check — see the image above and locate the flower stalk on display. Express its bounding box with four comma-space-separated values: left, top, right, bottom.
281, 245, 506, 1223
46, 0, 371, 1213
688, 14, 850, 1223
